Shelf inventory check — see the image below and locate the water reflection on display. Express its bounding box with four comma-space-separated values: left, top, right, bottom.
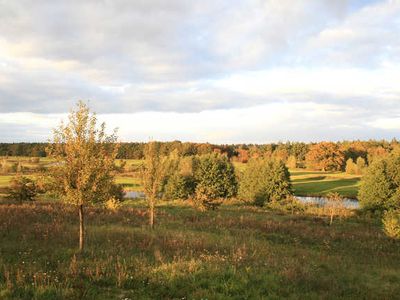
296, 196, 359, 209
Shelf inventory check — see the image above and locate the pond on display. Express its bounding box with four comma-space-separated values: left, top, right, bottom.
124, 191, 145, 199
123, 191, 360, 209
296, 196, 359, 209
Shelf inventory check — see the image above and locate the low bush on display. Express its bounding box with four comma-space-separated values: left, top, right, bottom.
382, 210, 400, 240
6, 175, 38, 202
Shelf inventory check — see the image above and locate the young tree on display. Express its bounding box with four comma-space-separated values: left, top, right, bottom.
345, 158, 357, 175
47, 101, 119, 252
141, 141, 166, 229
163, 155, 196, 200
194, 153, 237, 210
239, 158, 292, 206
326, 192, 344, 225
358, 154, 400, 212
356, 156, 367, 175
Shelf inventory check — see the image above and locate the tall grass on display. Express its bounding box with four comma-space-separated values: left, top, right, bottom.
1, 200, 399, 299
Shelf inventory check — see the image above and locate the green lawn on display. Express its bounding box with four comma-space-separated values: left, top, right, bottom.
235, 162, 362, 198
115, 176, 142, 191
290, 170, 361, 198
0, 200, 398, 299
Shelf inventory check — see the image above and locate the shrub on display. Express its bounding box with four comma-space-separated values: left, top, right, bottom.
194, 154, 237, 210
105, 197, 122, 212
346, 157, 366, 175
382, 210, 400, 240
238, 158, 291, 206
163, 173, 195, 200
358, 154, 400, 212
345, 158, 357, 174
109, 183, 126, 201
6, 175, 37, 202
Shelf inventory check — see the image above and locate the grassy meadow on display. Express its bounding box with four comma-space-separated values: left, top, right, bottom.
1, 200, 399, 299
1, 156, 399, 299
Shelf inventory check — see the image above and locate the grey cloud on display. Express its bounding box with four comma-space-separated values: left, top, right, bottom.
302, 0, 400, 67
0, 0, 398, 118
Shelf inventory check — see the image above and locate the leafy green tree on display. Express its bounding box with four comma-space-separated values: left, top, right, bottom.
358, 154, 400, 212
163, 173, 196, 200
6, 175, 37, 202
47, 101, 119, 251
194, 154, 237, 210
239, 158, 292, 206
163, 155, 196, 200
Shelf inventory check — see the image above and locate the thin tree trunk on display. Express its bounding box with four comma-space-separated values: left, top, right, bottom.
79, 204, 85, 251
149, 200, 154, 229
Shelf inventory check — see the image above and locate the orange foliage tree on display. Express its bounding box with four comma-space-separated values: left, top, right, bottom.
305, 142, 345, 171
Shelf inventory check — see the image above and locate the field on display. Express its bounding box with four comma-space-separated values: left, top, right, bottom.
0, 157, 362, 198
1, 200, 399, 299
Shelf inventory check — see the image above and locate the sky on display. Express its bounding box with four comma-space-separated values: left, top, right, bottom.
0, 0, 399, 143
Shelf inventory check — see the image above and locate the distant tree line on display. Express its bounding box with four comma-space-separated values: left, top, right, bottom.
0, 143, 47, 157
1, 139, 399, 171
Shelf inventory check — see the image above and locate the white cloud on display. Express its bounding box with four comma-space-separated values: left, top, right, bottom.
369, 117, 400, 130
1, 101, 396, 143
304, 0, 400, 66
215, 66, 400, 100
0, 0, 399, 141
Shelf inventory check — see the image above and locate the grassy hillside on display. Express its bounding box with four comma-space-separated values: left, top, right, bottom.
0, 200, 398, 299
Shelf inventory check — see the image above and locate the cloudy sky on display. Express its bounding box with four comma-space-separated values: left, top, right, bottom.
0, 0, 399, 143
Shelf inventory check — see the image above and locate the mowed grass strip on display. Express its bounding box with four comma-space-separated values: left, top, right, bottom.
0, 201, 399, 299
290, 170, 361, 198
115, 176, 142, 191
